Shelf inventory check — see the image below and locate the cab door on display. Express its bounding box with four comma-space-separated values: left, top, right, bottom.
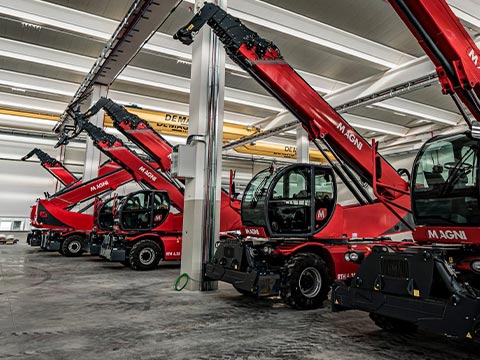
267, 165, 313, 236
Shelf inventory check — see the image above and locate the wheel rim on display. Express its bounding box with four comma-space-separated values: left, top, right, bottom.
298, 266, 322, 298
68, 240, 81, 253
139, 248, 155, 266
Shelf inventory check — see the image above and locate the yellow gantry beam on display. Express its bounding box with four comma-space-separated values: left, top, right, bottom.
0, 109, 59, 121
0, 107, 330, 163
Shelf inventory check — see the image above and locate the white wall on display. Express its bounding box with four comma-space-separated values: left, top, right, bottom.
0, 136, 69, 217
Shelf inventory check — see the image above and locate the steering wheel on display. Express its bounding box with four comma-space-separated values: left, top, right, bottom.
444, 162, 473, 171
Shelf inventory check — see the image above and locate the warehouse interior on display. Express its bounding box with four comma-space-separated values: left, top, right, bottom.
1, 0, 480, 358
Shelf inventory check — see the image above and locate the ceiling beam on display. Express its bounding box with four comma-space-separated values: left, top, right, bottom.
0, 37, 282, 112
0, 69, 411, 137
183, 0, 414, 68
0, 0, 346, 94
65, 0, 181, 119
0, 69, 77, 96
0, 92, 65, 114
447, 0, 480, 30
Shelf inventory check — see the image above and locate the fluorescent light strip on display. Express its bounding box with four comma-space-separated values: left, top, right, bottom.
0, 100, 64, 114
0, 38, 282, 112
0, 113, 57, 127
349, 123, 404, 136
0, 79, 74, 97
374, 102, 458, 125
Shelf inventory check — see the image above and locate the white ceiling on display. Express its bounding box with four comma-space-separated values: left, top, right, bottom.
0, 0, 479, 155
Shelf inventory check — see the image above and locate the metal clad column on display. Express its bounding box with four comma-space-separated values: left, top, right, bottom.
180, 0, 226, 291
296, 124, 309, 163
82, 85, 107, 211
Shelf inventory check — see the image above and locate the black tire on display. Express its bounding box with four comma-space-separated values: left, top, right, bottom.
280, 252, 330, 310
128, 239, 162, 271
369, 313, 417, 333
61, 235, 85, 257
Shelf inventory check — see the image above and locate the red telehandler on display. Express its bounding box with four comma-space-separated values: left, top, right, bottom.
331, 0, 480, 342
28, 160, 133, 255
60, 102, 242, 270
174, 4, 413, 310
22, 148, 80, 246
22, 148, 79, 187
175, 1, 480, 341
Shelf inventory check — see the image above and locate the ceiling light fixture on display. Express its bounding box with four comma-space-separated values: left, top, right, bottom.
176, 59, 192, 66
21, 21, 42, 30
11, 87, 26, 93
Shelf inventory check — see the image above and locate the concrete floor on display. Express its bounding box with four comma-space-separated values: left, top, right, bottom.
1, 244, 479, 360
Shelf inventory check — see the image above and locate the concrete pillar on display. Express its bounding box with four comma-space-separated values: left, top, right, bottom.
82, 84, 107, 182
296, 124, 309, 163
180, 0, 226, 290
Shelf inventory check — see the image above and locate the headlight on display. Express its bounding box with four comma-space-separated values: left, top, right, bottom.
263, 244, 273, 255
349, 252, 359, 262
344, 251, 364, 264
471, 260, 480, 273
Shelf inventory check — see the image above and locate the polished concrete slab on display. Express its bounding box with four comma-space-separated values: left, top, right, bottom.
1, 243, 479, 360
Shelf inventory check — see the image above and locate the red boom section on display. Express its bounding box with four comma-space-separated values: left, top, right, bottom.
43, 167, 133, 209
78, 120, 184, 212
31, 167, 134, 228
100, 99, 242, 217
234, 51, 409, 203
43, 165, 78, 187
22, 148, 78, 187
236, 44, 408, 200
388, 0, 480, 121
78, 100, 243, 231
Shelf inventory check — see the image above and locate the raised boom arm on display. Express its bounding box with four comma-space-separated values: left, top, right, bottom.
22, 148, 78, 187
174, 4, 409, 206
71, 109, 184, 212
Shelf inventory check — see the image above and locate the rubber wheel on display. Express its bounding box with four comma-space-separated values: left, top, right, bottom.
369, 313, 417, 333
128, 239, 162, 271
61, 235, 85, 257
280, 252, 330, 310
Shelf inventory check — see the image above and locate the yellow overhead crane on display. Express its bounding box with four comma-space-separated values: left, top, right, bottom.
0, 107, 329, 162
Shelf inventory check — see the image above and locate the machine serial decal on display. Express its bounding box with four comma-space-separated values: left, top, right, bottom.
165, 251, 181, 256
90, 180, 109, 192
336, 273, 356, 280
427, 229, 467, 240
139, 166, 158, 182
336, 122, 363, 150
